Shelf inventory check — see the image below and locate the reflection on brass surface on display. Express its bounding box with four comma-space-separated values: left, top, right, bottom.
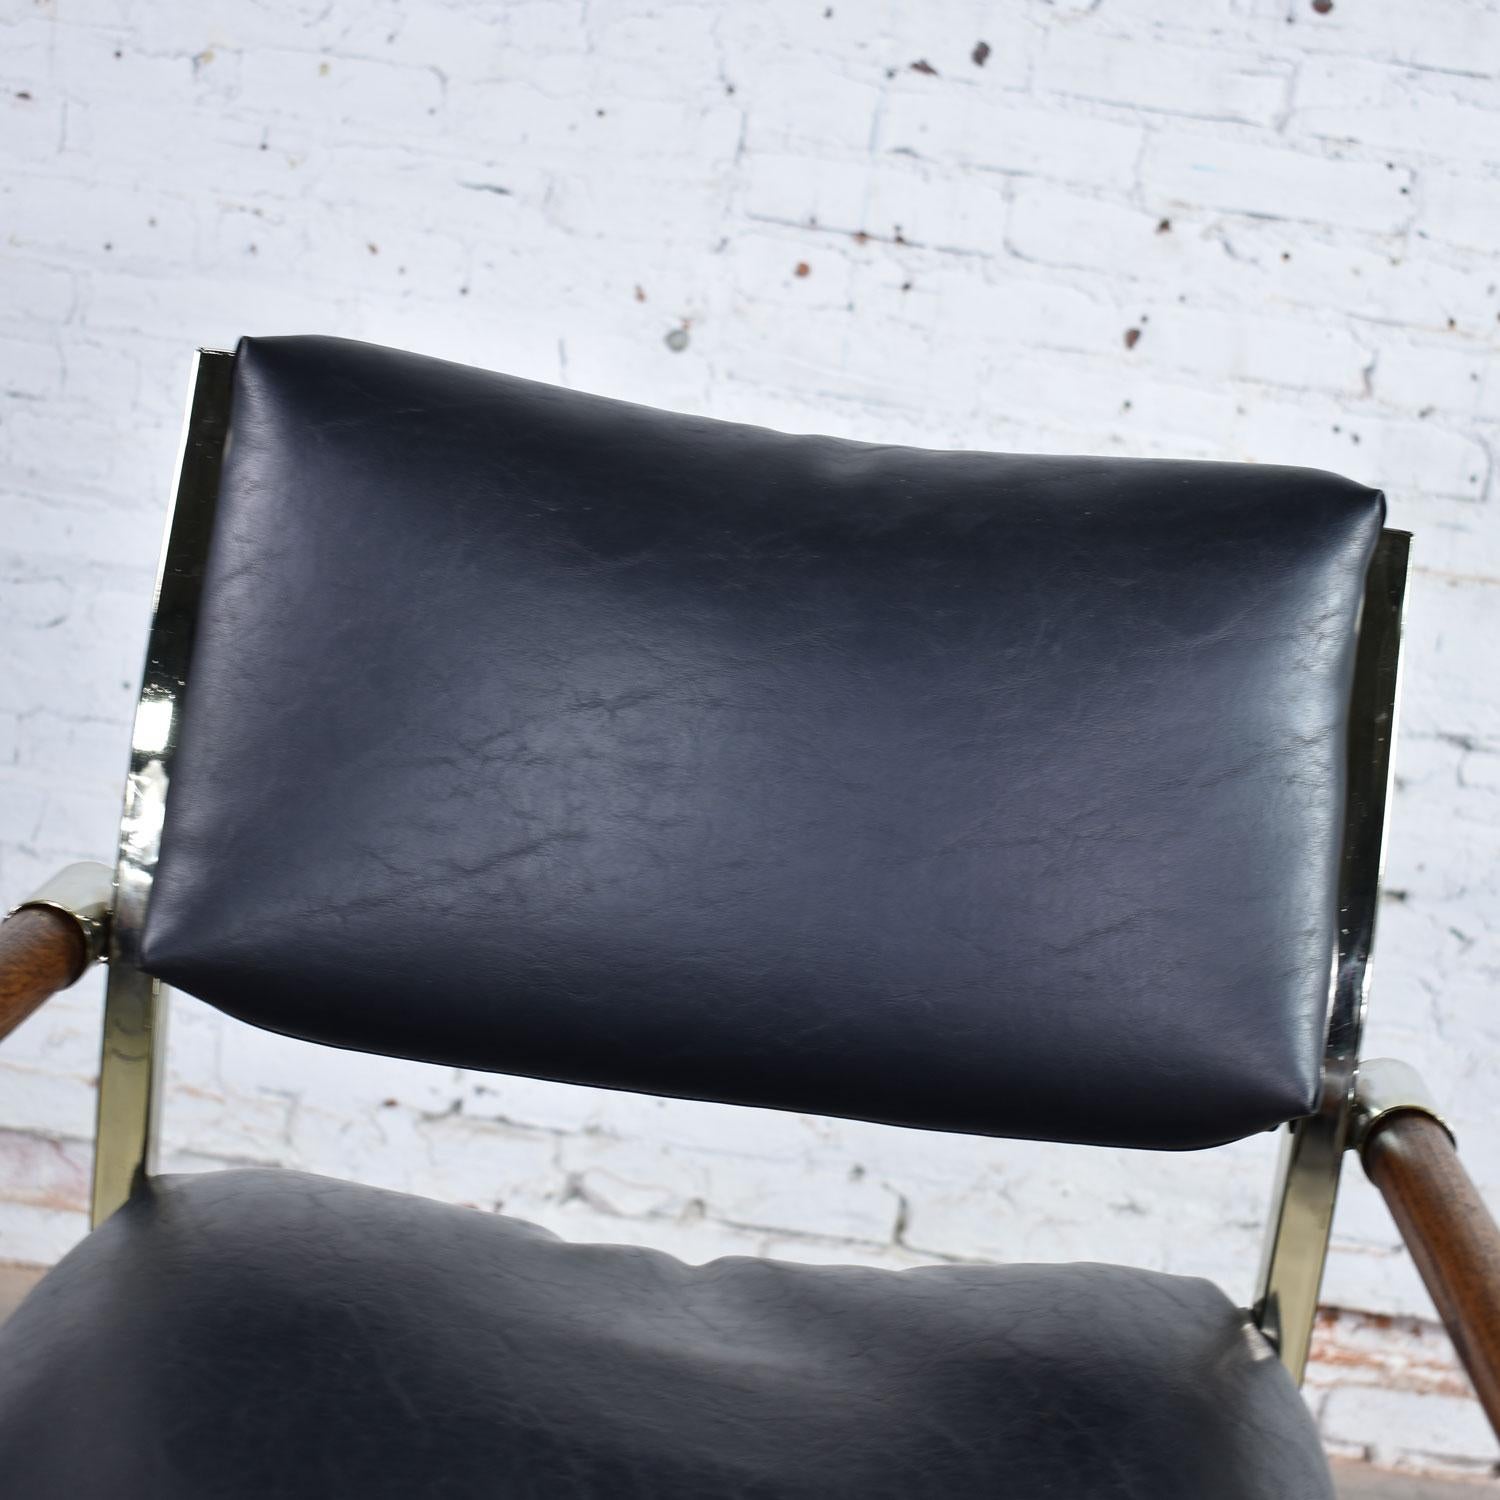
1253, 529, 1410, 1383
92, 350, 233, 1229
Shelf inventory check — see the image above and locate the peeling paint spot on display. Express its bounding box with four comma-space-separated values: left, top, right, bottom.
972, 41, 991, 67
1311, 0, 1333, 12
794, 261, 811, 278
1156, 218, 1171, 234
1123, 327, 1141, 349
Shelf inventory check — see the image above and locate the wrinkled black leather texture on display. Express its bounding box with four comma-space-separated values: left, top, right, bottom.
0, 1169, 1335, 1499
141, 335, 1385, 1149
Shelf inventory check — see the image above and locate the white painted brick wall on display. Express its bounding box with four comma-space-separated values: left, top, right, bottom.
1, 0, 1497, 1478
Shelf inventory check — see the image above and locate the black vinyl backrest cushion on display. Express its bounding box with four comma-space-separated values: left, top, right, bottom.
141, 336, 1384, 1149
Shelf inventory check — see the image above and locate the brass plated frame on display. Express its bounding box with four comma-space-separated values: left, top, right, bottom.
86, 349, 1412, 1385
1252, 529, 1410, 1380
91, 349, 233, 1227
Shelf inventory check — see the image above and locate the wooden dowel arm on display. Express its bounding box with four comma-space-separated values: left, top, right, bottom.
0, 862, 113, 1044
0, 908, 88, 1040
1356, 1063, 1500, 1440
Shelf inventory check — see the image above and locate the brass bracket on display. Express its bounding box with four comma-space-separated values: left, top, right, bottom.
1351, 1058, 1455, 1156
9, 861, 114, 966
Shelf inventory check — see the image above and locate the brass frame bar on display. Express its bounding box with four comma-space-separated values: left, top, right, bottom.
91, 349, 234, 1228
1253, 528, 1411, 1382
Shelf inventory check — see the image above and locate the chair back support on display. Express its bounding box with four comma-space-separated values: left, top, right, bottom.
135, 337, 1385, 1151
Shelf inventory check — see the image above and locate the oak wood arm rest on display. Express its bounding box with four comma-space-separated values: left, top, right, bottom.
1356, 1070, 1500, 1439
0, 862, 112, 1044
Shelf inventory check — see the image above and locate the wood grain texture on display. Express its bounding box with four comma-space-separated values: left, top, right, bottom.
0, 907, 86, 1043
1362, 1112, 1500, 1439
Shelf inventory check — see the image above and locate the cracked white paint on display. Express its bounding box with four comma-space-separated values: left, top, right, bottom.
1, 0, 1497, 1477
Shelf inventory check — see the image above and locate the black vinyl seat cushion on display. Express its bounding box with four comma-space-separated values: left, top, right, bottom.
0, 1169, 1333, 1498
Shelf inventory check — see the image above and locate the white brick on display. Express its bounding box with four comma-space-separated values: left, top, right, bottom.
1094, 0, 1240, 28
0, 260, 78, 331
701, 1156, 901, 1244
235, 51, 446, 145
740, 151, 1010, 255
3, 172, 202, 271
0, 1198, 86, 1268
979, 351, 1241, 457
413, 1115, 560, 1212
0, 1129, 91, 1217
1038, 31, 1291, 126
1151, 217, 1500, 333
1292, 59, 1500, 168
1005, 182, 1162, 274
1228, 400, 1488, 500
1320, 1385, 1500, 1476
0, 1059, 99, 1143
0, 90, 64, 168
1142, 134, 1415, 234
878, 92, 1146, 191
1417, 169, 1500, 254
741, 57, 886, 156
1373, 339, 1492, 418
1131, 304, 1374, 393
82, 269, 350, 347
1270, 0, 1500, 80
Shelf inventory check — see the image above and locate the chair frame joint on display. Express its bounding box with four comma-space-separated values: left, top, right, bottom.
1350, 1058, 1455, 1157
8, 860, 114, 966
